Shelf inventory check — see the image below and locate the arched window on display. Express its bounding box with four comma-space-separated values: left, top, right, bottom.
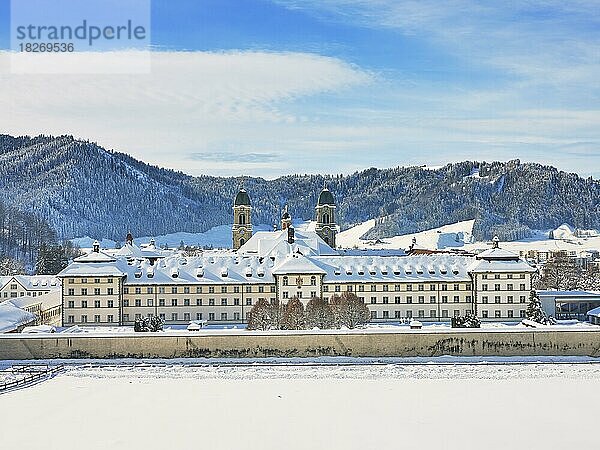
283, 276, 289, 286
239, 214, 246, 224
310, 275, 316, 286
323, 213, 330, 224
239, 238, 245, 246
324, 236, 329, 244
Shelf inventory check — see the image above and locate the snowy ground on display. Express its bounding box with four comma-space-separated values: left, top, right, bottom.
1, 359, 600, 450
19, 319, 599, 337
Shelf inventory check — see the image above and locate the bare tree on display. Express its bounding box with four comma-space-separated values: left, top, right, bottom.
267, 300, 285, 330
305, 296, 334, 329
282, 297, 305, 330
247, 299, 271, 330
539, 255, 581, 290
330, 291, 370, 329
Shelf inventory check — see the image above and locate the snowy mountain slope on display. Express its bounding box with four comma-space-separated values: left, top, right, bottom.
2, 134, 600, 244
338, 219, 475, 250
72, 222, 314, 250
340, 218, 600, 253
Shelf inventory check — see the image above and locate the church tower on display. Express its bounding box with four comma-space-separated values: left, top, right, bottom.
315, 185, 337, 248
232, 188, 252, 250
281, 205, 292, 230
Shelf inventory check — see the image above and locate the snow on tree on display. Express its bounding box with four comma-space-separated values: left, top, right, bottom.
305, 296, 334, 329
0, 257, 25, 276
282, 297, 305, 330
525, 290, 556, 325
35, 242, 81, 275
451, 311, 481, 328
580, 266, 600, 291
330, 291, 370, 329
134, 315, 164, 332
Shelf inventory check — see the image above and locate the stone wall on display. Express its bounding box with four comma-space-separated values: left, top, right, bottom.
2, 329, 600, 360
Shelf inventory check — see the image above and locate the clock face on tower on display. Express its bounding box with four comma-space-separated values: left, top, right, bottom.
240, 229, 245, 236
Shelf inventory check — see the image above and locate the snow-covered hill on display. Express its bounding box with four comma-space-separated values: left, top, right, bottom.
72, 220, 314, 250
338, 219, 476, 250
339, 219, 600, 254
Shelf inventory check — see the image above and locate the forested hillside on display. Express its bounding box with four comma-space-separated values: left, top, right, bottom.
1, 135, 599, 250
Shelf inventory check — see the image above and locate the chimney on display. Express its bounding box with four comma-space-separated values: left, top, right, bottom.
126, 231, 134, 246
92, 240, 100, 253
287, 226, 295, 244
492, 235, 500, 249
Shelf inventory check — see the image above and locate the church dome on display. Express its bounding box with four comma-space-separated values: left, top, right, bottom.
317, 187, 335, 206
234, 189, 251, 206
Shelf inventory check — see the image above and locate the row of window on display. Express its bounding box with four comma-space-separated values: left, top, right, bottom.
67, 278, 113, 284
67, 288, 115, 296
282, 276, 317, 286
66, 281, 530, 296
66, 297, 276, 308
372, 309, 527, 319
3, 291, 47, 298
323, 283, 472, 293
66, 311, 242, 324
481, 273, 527, 280
124, 285, 276, 294
366, 295, 472, 304
480, 284, 528, 291
480, 295, 527, 304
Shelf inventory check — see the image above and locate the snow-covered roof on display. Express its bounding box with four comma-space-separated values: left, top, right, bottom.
272, 254, 327, 275
313, 254, 473, 283
476, 247, 521, 261
587, 306, 600, 317
468, 258, 537, 273
0, 275, 60, 291
238, 229, 337, 258
58, 259, 129, 278
10, 290, 61, 310
113, 242, 163, 259
74, 249, 117, 263
538, 290, 600, 298
0, 301, 35, 333
108, 254, 278, 285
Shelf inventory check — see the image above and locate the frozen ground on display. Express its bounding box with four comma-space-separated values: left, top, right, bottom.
1, 359, 600, 450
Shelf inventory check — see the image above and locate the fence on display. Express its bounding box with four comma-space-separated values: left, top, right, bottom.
0, 365, 64, 392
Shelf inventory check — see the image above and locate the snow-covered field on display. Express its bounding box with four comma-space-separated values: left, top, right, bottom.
338, 219, 600, 253
2, 360, 600, 450
337, 219, 476, 249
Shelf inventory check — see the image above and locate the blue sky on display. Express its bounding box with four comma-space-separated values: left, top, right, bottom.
1, 0, 599, 178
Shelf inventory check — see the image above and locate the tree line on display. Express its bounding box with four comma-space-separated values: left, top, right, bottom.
247, 292, 371, 331
2, 135, 600, 244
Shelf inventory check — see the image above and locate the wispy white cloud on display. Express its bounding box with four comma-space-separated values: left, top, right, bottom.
0, 50, 372, 176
